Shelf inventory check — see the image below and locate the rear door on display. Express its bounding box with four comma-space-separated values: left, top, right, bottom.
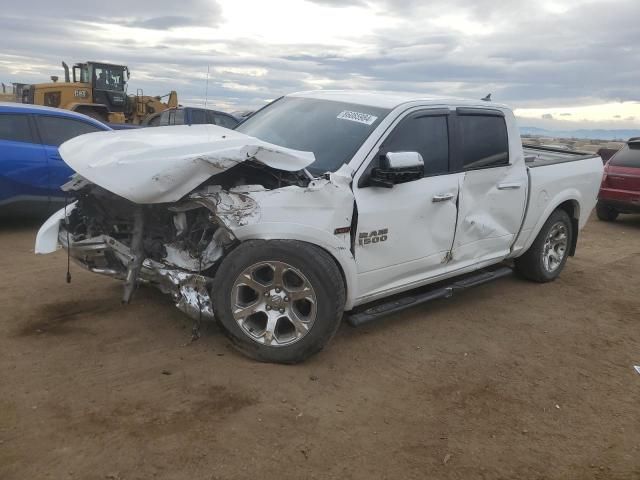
34, 115, 104, 195
353, 108, 463, 300
0, 113, 49, 206
450, 109, 527, 266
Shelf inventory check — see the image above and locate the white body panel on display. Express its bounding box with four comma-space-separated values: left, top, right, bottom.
510, 156, 604, 256
353, 172, 462, 302
450, 114, 528, 269
35, 90, 604, 312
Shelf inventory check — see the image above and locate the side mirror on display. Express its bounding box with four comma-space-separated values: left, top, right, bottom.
369, 151, 424, 188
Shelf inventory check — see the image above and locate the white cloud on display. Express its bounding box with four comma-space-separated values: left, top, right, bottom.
1, 0, 639, 127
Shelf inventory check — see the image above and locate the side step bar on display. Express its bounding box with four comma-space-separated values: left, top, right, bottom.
346, 266, 513, 327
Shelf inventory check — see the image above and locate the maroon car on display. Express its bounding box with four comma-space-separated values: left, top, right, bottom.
596, 138, 640, 221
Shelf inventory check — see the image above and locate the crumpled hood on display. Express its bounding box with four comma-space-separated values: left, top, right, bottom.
59, 124, 315, 203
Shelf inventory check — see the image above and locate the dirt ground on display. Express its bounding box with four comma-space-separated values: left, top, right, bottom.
1, 213, 639, 480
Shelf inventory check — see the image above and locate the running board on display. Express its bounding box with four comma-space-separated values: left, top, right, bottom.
346, 266, 513, 327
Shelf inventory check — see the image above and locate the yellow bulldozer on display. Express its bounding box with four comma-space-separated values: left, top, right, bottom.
18, 61, 178, 124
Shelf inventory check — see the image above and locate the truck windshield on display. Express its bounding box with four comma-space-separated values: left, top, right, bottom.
235, 97, 390, 175
94, 66, 126, 91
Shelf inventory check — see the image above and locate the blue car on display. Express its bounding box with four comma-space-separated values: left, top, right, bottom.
0, 103, 111, 215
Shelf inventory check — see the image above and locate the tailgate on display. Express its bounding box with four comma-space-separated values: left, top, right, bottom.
604, 166, 640, 192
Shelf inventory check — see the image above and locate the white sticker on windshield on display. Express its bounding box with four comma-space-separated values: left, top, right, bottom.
337, 110, 378, 125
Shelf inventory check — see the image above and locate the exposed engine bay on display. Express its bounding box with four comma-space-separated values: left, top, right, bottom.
59, 160, 313, 321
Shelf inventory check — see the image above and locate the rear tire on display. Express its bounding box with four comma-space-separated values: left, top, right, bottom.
211, 240, 345, 364
596, 201, 619, 222
515, 209, 573, 283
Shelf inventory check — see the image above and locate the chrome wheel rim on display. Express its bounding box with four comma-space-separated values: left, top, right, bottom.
230, 261, 317, 347
542, 222, 568, 273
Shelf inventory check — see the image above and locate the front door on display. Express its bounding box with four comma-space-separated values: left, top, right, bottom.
353, 109, 462, 302
450, 109, 527, 266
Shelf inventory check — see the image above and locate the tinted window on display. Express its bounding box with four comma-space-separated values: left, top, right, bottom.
159, 109, 185, 126
458, 115, 509, 169
381, 113, 449, 176
215, 114, 238, 129
159, 110, 171, 126
0, 114, 34, 143
190, 109, 207, 124
36, 116, 102, 147
174, 109, 185, 125
610, 144, 640, 168
236, 97, 389, 174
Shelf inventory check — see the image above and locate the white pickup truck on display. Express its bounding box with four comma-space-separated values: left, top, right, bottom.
35, 91, 603, 363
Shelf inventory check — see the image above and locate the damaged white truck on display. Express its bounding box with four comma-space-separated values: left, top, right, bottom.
35, 91, 604, 363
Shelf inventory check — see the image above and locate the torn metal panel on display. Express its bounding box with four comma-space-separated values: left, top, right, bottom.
190, 190, 261, 228
143, 263, 214, 321
58, 227, 215, 321
163, 227, 230, 271
58, 124, 316, 204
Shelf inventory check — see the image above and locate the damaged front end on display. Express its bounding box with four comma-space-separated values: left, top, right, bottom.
34, 125, 315, 323
58, 187, 223, 320
53, 159, 311, 322
35, 123, 356, 325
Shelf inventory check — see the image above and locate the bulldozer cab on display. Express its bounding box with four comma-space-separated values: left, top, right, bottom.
72, 62, 129, 112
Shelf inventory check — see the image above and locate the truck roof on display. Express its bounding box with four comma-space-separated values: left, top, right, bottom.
288, 90, 509, 110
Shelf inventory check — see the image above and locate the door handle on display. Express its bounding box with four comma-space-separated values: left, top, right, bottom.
432, 192, 455, 203
497, 182, 522, 190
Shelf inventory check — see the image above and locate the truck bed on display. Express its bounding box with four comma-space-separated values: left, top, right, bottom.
523, 144, 600, 168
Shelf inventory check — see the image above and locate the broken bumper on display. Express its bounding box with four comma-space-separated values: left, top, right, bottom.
56, 223, 214, 321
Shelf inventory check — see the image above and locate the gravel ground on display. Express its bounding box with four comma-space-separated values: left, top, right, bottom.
1, 213, 639, 480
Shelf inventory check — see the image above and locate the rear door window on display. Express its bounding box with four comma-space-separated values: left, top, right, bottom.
610, 144, 640, 168
0, 114, 35, 143
36, 116, 102, 147
457, 114, 509, 169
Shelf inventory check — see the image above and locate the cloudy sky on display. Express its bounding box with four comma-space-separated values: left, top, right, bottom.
2, 0, 639, 130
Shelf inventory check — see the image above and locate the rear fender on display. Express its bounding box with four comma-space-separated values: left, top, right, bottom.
516, 191, 582, 257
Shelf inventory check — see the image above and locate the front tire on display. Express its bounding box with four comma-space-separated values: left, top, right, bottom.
596, 201, 619, 221
211, 240, 345, 364
515, 209, 573, 283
